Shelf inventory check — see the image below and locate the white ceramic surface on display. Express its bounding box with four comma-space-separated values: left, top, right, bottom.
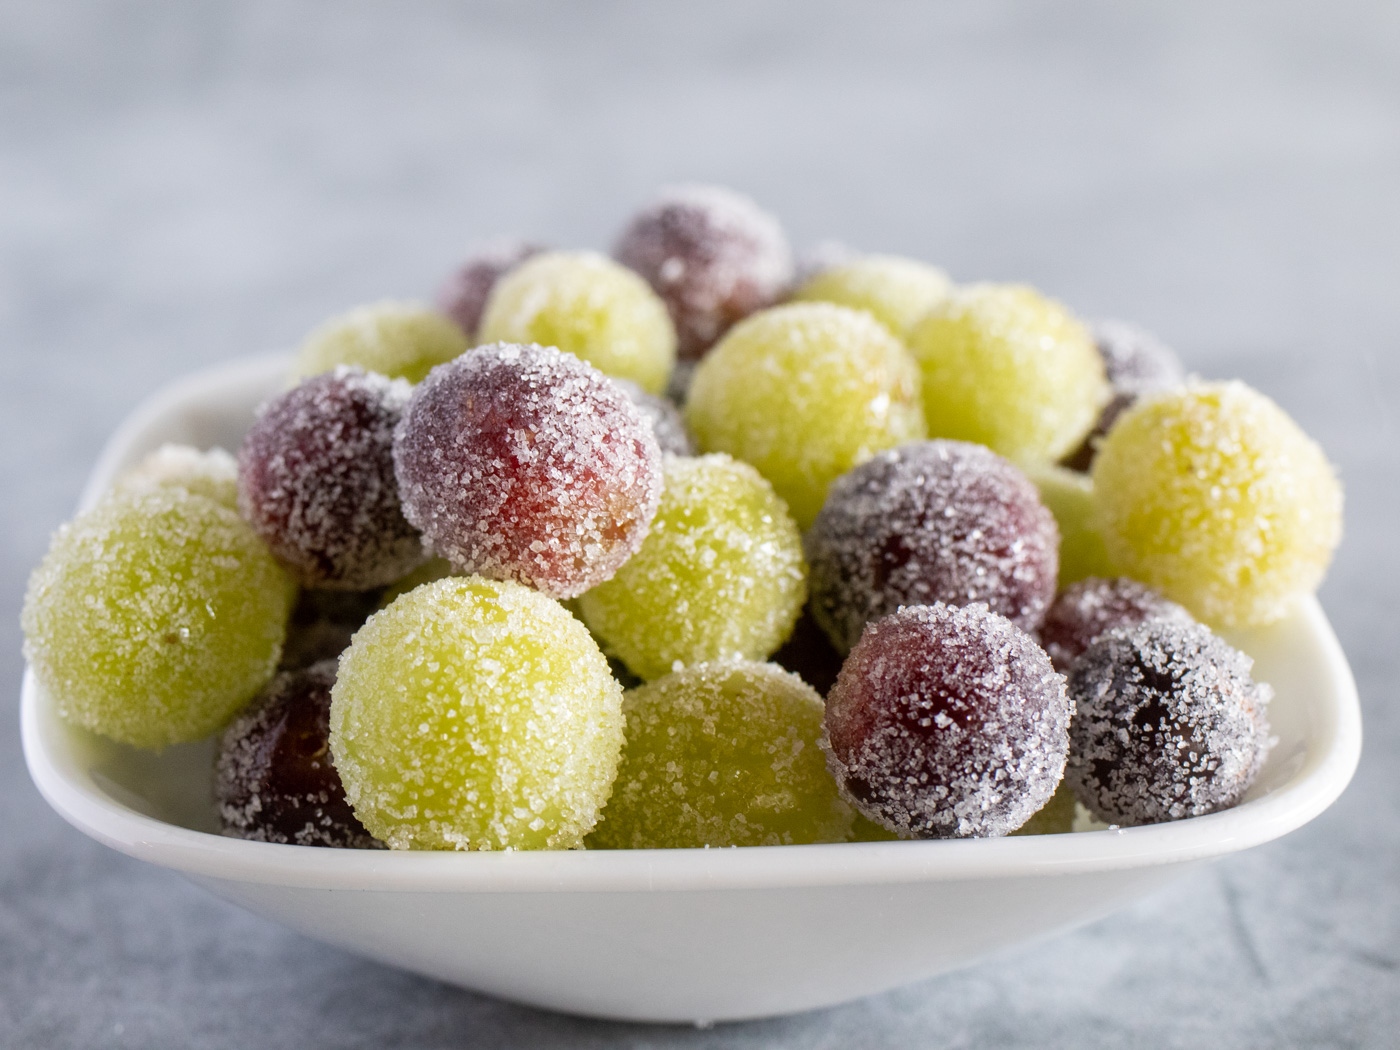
22, 356, 1363, 1023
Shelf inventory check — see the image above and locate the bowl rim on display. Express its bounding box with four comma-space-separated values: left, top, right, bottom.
20, 354, 1364, 895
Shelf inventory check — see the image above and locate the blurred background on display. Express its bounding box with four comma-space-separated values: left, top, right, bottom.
2, 2, 1397, 1047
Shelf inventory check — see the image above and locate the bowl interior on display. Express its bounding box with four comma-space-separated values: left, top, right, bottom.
23, 354, 1363, 892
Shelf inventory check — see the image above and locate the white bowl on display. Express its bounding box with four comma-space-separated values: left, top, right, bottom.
22, 355, 1363, 1024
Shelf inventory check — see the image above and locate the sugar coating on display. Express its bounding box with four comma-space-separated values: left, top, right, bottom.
1092, 381, 1343, 628
791, 254, 952, 339
611, 377, 695, 456
1023, 463, 1116, 588
377, 557, 457, 609
239, 367, 425, 591
115, 443, 239, 510
577, 453, 807, 682
807, 440, 1060, 655
478, 250, 677, 395
436, 239, 544, 341
613, 184, 794, 361
1065, 618, 1273, 826
908, 284, 1108, 464
330, 577, 625, 851
1063, 320, 1187, 471
22, 488, 296, 749
393, 343, 663, 600
292, 301, 471, 385
686, 302, 927, 528
1040, 576, 1192, 673
216, 660, 381, 849
587, 661, 857, 849
1010, 780, 1077, 836
824, 603, 1070, 839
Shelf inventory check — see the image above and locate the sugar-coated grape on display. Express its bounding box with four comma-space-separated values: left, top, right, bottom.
330, 576, 624, 851
1092, 381, 1342, 628
376, 557, 456, 609
115, 443, 239, 510
686, 302, 927, 528
577, 453, 807, 682
791, 254, 951, 339
1039, 576, 1191, 673
907, 284, 1108, 464
612, 378, 695, 456
279, 587, 384, 672
393, 343, 662, 599
291, 302, 471, 385
1023, 463, 1116, 588
1010, 780, 1077, 836
478, 250, 677, 395
1062, 320, 1186, 471
824, 603, 1070, 839
239, 367, 424, 590
436, 239, 544, 341
1065, 618, 1272, 826
613, 184, 793, 362
216, 661, 381, 848
807, 441, 1059, 654
588, 661, 856, 849
22, 489, 296, 748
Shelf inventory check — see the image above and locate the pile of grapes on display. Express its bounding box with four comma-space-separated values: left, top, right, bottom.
22, 185, 1341, 850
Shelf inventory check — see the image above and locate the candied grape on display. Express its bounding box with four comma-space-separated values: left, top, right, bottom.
1092, 381, 1343, 628
1039, 576, 1191, 673
478, 250, 677, 395
436, 239, 544, 341
115, 443, 239, 510
807, 440, 1059, 654
577, 453, 807, 682
685, 302, 927, 528
612, 378, 695, 456
330, 576, 624, 850
588, 661, 856, 849
393, 343, 663, 600
1023, 463, 1117, 588
1063, 320, 1187, 471
376, 557, 456, 609
292, 302, 470, 385
824, 603, 1070, 839
791, 254, 951, 339
239, 367, 425, 591
613, 184, 793, 362
22, 489, 296, 749
1065, 618, 1272, 826
907, 284, 1108, 464
216, 661, 381, 848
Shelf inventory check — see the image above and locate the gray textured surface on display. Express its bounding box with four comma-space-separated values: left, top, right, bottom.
3, 2, 1397, 1046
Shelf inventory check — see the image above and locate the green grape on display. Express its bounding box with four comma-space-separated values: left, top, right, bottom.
22, 489, 295, 749
587, 661, 857, 849
907, 284, 1108, 464
685, 302, 926, 528
478, 250, 677, 395
376, 557, 456, 609
114, 443, 239, 511
1092, 381, 1342, 628
330, 576, 624, 850
791, 254, 951, 339
577, 454, 807, 682
291, 301, 470, 385
1024, 462, 1117, 587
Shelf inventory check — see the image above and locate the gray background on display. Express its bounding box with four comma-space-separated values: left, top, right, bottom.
3, 2, 1397, 1046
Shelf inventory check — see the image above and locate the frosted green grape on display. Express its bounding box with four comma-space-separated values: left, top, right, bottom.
791, 254, 951, 339
292, 301, 470, 384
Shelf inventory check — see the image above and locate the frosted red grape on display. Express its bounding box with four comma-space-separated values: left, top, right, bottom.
806, 440, 1059, 654
238, 367, 424, 590
613, 184, 793, 361
216, 661, 380, 849
824, 602, 1070, 839
1065, 618, 1272, 826
392, 342, 663, 599
1039, 576, 1191, 673
436, 239, 544, 341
